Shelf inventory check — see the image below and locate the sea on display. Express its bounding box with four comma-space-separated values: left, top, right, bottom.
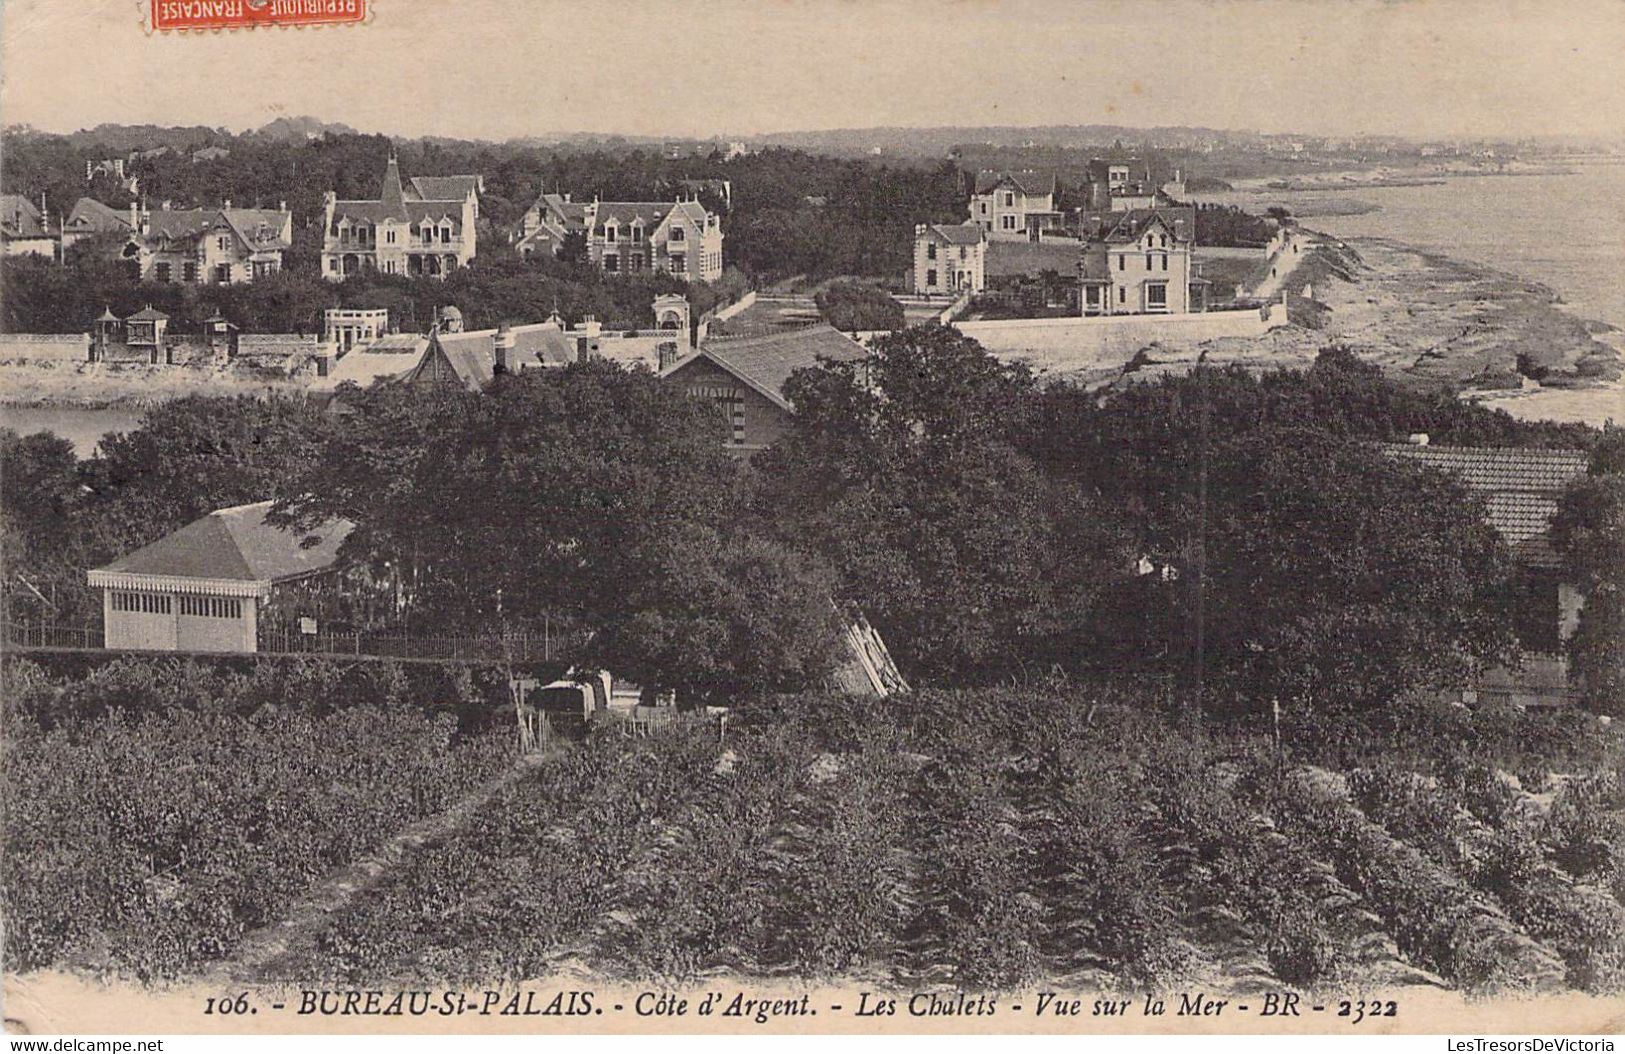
0, 405, 146, 458
1197, 160, 1625, 426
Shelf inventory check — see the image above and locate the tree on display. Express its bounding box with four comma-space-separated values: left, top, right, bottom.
751, 326, 1071, 678
815, 280, 904, 334
82, 393, 329, 555
1551, 429, 1625, 713
0, 430, 96, 623
1034, 369, 1521, 712
274, 364, 842, 698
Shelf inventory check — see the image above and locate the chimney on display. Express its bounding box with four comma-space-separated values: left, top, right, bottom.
279, 200, 287, 212
493, 322, 513, 376
581, 315, 601, 338
1408, 433, 1430, 446
223, 198, 231, 210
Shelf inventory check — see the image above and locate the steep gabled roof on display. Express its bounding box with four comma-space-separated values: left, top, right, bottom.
1384, 443, 1589, 568
592, 201, 676, 233
1100, 206, 1196, 245
92, 501, 352, 584
664, 324, 869, 411
974, 169, 1056, 196
64, 197, 132, 232
220, 208, 293, 250
1, 194, 48, 238
404, 324, 579, 391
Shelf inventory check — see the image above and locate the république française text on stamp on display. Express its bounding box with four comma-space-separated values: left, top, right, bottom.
149, 0, 365, 32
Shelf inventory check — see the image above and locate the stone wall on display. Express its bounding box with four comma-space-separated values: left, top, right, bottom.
956, 303, 1288, 374
0, 333, 91, 364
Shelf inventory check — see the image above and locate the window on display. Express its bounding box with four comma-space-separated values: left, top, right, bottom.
214, 264, 231, 284
926, 243, 937, 260
440, 225, 451, 244
1001, 215, 1017, 230
959, 247, 967, 260
1145, 252, 1153, 269
253, 259, 276, 277
631, 225, 644, 243
1118, 254, 1126, 271
1003, 192, 1014, 206
217, 236, 229, 251
630, 252, 644, 271
184, 262, 198, 283
1147, 282, 1168, 311
603, 253, 619, 273
670, 253, 686, 274
669, 226, 685, 242
179, 595, 242, 619
1118, 287, 1126, 304
113, 592, 172, 614
605, 225, 617, 244
1160, 234, 1168, 248
1161, 254, 1168, 271
979, 202, 988, 214
155, 262, 171, 283
926, 268, 938, 287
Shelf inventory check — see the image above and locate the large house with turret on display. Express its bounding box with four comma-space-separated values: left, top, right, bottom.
321, 158, 481, 280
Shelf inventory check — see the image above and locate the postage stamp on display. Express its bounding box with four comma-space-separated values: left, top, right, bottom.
150, 0, 365, 32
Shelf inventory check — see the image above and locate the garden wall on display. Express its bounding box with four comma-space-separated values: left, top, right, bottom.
955, 303, 1288, 373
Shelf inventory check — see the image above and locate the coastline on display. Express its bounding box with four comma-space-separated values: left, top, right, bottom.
1090, 232, 1623, 427
2, 236, 1620, 430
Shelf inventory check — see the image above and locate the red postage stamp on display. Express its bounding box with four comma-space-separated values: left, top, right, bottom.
150, 0, 366, 32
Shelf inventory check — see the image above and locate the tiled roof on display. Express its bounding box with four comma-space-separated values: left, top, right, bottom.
139, 208, 291, 250
922, 223, 984, 245
320, 334, 430, 388
666, 324, 869, 411
1, 194, 48, 238
64, 198, 132, 233
974, 170, 1056, 196
540, 193, 589, 225
126, 306, 170, 322
1101, 207, 1196, 245
95, 501, 352, 583
986, 239, 1083, 278
1384, 443, 1589, 568
406, 324, 581, 391
591, 202, 677, 233
220, 209, 292, 250
408, 175, 480, 201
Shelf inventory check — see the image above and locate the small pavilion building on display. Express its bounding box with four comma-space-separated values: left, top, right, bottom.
87, 501, 353, 653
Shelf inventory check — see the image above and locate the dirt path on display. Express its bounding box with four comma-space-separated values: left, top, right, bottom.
204, 748, 553, 985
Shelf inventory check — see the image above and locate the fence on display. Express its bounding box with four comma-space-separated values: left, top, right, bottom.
2, 620, 579, 665
258, 627, 571, 663
2, 621, 98, 650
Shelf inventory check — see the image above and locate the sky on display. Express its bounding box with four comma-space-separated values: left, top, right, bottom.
1, 0, 1622, 141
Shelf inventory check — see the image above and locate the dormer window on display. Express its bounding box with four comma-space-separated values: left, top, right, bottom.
631, 223, 644, 243
669, 225, 685, 242
605, 223, 618, 244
